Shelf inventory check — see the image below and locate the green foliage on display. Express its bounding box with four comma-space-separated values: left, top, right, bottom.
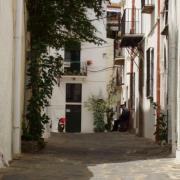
152, 102, 168, 144
25, 53, 62, 140
85, 77, 120, 132
105, 77, 120, 131
105, 108, 114, 131
85, 95, 106, 132
37, 138, 46, 150
106, 77, 117, 107
25, 0, 106, 140
27, 0, 106, 49
154, 113, 168, 144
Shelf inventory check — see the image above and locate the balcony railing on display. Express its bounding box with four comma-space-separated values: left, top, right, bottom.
107, 12, 121, 39
161, 10, 168, 36
107, 12, 121, 25
141, 0, 154, 14
63, 61, 87, 76
120, 8, 143, 47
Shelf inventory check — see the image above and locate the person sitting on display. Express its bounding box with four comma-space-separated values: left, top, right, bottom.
119, 104, 130, 131
112, 104, 130, 132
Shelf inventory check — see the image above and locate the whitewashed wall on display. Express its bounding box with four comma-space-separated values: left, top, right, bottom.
0, 0, 26, 167
49, 6, 114, 133
121, 0, 142, 134
176, 0, 180, 159
0, 0, 14, 164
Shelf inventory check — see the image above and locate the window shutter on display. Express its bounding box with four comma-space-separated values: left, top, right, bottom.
150, 48, 154, 98
146, 49, 150, 97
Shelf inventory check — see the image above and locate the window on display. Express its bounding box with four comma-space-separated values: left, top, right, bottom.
146, 48, 154, 98
64, 42, 81, 72
116, 65, 124, 86
66, 84, 82, 103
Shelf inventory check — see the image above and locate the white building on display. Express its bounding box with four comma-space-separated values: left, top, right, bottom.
0, 0, 26, 167
119, 0, 143, 134
119, 0, 169, 141
48, 5, 114, 133
168, 0, 180, 157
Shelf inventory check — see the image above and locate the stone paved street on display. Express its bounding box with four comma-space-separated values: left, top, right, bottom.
0, 132, 179, 180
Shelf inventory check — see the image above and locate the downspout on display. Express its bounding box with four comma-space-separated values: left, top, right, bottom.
156, 0, 161, 141
129, 0, 135, 129
12, 0, 24, 156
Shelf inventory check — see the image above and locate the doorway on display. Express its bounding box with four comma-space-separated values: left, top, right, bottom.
66, 105, 81, 133
65, 83, 82, 132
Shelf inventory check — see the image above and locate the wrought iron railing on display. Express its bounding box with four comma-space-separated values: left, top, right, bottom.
107, 12, 121, 39
141, 0, 154, 8
121, 8, 142, 35
107, 12, 121, 25
63, 61, 87, 76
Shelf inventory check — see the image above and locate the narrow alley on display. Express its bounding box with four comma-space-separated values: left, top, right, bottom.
1, 132, 178, 180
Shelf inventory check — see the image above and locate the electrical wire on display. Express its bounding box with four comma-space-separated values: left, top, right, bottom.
88, 66, 117, 72
81, 45, 113, 50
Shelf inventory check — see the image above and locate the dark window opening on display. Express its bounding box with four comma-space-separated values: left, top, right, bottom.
66, 83, 82, 103
146, 47, 154, 98
64, 41, 81, 73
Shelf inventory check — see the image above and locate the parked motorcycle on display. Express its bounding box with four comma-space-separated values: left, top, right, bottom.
58, 117, 67, 132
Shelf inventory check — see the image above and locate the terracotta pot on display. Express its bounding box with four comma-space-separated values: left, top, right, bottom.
87, 60, 93, 65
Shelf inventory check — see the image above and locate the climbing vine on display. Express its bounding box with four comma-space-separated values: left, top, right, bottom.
152, 102, 168, 144
24, 0, 106, 140
105, 75, 121, 131
85, 95, 106, 132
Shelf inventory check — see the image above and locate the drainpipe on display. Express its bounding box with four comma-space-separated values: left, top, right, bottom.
12, 0, 24, 156
129, 0, 135, 130
156, 0, 161, 141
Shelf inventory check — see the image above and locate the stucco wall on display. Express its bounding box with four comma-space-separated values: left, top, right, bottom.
0, 0, 26, 166
49, 6, 114, 133
0, 0, 14, 162
49, 39, 114, 133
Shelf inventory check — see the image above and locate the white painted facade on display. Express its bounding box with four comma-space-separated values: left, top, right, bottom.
168, 0, 180, 157
141, 0, 159, 140
120, 0, 143, 134
120, 0, 169, 141
49, 6, 114, 133
0, 0, 26, 167
175, 0, 180, 159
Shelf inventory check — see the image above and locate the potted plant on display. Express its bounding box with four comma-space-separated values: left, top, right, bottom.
85, 95, 106, 132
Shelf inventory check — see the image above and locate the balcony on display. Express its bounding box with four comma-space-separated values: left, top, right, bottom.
62, 61, 87, 80
141, 0, 155, 14
114, 41, 125, 65
161, 0, 168, 36
107, 11, 121, 39
114, 57, 125, 66
107, 12, 121, 25
120, 8, 143, 47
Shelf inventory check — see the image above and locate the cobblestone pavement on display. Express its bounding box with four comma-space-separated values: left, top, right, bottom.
0, 132, 179, 180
